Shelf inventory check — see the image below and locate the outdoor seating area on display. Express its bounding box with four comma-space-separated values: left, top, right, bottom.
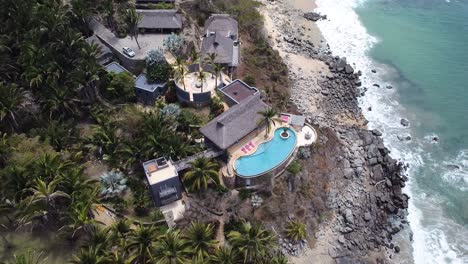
241, 141, 257, 154
174, 69, 221, 107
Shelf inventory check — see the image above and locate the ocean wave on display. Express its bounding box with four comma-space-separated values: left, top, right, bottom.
314, 0, 466, 262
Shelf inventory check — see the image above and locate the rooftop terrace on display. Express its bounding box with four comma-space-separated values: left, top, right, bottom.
143, 157, 178, 186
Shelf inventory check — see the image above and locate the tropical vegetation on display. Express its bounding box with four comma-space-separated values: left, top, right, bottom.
0, 0, 298, 263
258, 107, 279, 137
285, 220, 307, 241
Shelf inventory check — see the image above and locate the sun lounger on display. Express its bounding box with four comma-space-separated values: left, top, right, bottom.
242, 147, 247, 153
249, 141, 255, 148
245, 145, 251, 151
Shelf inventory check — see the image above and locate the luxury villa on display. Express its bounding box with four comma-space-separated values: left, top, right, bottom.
90, 11, 317, 224
142, 157, 185, 226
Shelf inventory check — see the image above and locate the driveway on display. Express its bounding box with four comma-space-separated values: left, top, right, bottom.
89, 18, 170, 60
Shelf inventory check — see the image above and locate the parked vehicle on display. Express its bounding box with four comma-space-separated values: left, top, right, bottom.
122, 47, 135, 57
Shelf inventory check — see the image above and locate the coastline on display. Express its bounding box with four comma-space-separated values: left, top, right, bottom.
259, 0, 411, 263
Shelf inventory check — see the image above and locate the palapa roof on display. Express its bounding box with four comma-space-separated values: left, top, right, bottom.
137, 9, 182, 29
201, 14, 239, 65
200, 93, 267, 150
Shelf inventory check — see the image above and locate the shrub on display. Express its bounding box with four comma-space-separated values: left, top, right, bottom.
150, 209, 165, 221
286, 220, 307, 241
297, 146, 311, 160
209, 96, 224, 118
111, 196, 128, 215
115, 22, 128, 38
99, 171, 128, 198
146, 49, 166, 67
106, 72, 135, 101
177, 109, 202, 134
147, 63, 172, 84
244, 75, 256, 86
238, 188, 251, 200
148, 3, 174, 9
146, 50, 172, 83
286, 160, 302, 175
163, 33, 185, 57
161, 103, 181, 117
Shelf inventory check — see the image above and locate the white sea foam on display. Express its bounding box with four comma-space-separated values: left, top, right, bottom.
313, 0, 467, 263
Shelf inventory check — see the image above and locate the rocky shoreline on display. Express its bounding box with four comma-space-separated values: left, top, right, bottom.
259, 0, 411, 262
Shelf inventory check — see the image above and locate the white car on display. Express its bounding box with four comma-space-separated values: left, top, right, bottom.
122, 47, 135, 57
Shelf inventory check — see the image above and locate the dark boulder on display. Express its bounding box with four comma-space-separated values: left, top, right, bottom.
400, 118, 410, 127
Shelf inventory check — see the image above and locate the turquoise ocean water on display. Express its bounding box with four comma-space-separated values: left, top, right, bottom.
315, 0, 468, 262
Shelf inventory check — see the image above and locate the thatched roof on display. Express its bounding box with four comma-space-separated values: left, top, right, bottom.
201, 14, 239, 66
137, 9, 182, 29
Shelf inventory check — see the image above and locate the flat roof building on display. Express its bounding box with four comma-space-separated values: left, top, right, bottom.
104, 62, 131, 75
135, 73, 166, 106
219, 79, 259, 106
143, 158, 183, 207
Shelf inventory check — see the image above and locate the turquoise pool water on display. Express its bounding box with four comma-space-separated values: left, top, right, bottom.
234, 128, 297, 177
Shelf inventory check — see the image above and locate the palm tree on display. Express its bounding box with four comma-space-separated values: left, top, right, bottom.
70, 0, 95, 35
271, 253, 288, 264
257, 107, 279, 138
182, 157, 219, 192
285, 220, 306, 241
71, 246, 108, 264
78, 42, 109, 105
205, 52, 217, 67
0, 132, 9, 166
40, 83, 77, 120
173, 57, 187, 90
19, 178, 70, 229
227, 222, 276, 263
212, 63, 224, 89
0, 83, 25, 131
211, 246, 241, 264
60, 166, 97, 199
254, 252, 288, 264
103, 0, 115, 29
196, 68, 207, 93
164, 135, 196, 160
126, 224, 159, 264
84, 227, 111, 250
27, 178, 70, 213
32, 153, 71, 182
190, 49, 200, 64
110, 219, 132, 248
125, 8, 142, 49
62, 201, 102, 239
90, 121, 120, 165
154, 229, 190, 264
184, 222, 217, 259
5, 250, 47, 264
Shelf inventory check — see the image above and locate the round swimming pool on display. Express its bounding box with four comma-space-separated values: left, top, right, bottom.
234, 127, 297, 177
